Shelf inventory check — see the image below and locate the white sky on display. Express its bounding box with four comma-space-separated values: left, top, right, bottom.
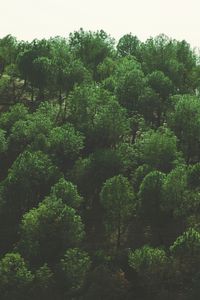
1, 0, 200, 49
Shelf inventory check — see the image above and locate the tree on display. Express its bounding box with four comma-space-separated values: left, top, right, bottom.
54, 56, 91, 104
71, 149, 124, 202
138, 87, 161, 124
56, 248, 91, 296
97, 57, 116, 81
91, 100, 130, 148
129, 245, 168, 274
132, 164, 153, 192
162, 165, 187, 215
145, 70, 174, 125
47, 123, 84, 170
187, 163, 200, 190
139, 34, 197, 93
31, 264, 55, 300
138, 170, 166, 244
0, 150, 61, 253
0, 129, 7, 154
69, 29, 115, 79
8, 102, 58, 156
19, 197, 85, 266
0, 35, 18, 76
0, 252, 33, 300
147, 70, 173, 100
170, 228, 200, 289
0, 74, 17, 104
3, 150, 60, 214
70, 149, 124, 246
100, 175, 135, 249
168, 95, 200, 163
170, 228, 200, 263
50, 178, 82, 209
31, 56, 53, 101
0, 103, 29, 133
116, 141, 142, 176
115, 65, 146, 112
140, 34, 176, 75
129, 246, 168, 298
134, 127, 182, 172
117, 34, 141, 58
17, 39, 52, 100
175, 39, 197, 93
47, 36, 71, 101
67, 84, 113, 138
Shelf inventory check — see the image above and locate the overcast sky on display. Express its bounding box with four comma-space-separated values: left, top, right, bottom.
1, 0, 200, 48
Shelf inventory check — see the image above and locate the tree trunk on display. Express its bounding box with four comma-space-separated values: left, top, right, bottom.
117, 216, 121, 250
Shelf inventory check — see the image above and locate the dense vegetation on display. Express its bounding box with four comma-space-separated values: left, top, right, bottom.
1, 30, 200, 299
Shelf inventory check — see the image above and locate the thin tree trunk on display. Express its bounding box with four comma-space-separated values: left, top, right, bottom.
117, 216, 121, 250
31, 85, 34, 102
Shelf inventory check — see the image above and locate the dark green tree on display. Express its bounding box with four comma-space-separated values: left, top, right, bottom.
50, 178, 82, 209
0, 252, 33, 300
19, 197, 84, 266
168, 95, 200, 163
100, 175, 135, 249
69, 29, 115, 79
56, 248, 91, 297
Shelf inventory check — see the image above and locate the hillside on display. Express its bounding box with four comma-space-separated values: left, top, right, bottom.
0, 30, 200, 299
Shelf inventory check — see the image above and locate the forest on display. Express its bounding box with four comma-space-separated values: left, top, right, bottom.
0, 29, 200, 299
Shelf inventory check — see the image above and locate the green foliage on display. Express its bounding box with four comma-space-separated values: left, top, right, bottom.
170, 228, 200, 260
0, 75, 13, 102
117, 34, 140, 57
7, 102, 59, 156
138, 170, 167, 241
129, 245, 167, 274
3, 150, 60, 216
71, 149, 123, 200
140, 34, 196, 93
168, 95, 200, 162
187, 163, 200, 189
116, 64, 146, 111
162, 165, 187, 215
92, 100, 130, 148
128, 245, 168, 296
135, 127, 182, 172
0, 35, 18, 74
17, 39, 51, 84
0, 252, 33, 300
132, 164, 153, 191
0, 103, 29, 132
69, 29, 115, 79
0, 129, 7, 153
97, 57, 116, 81
100, 175, 135, 248
1, 31, 200, 300
168, 228, 200, 296
147, 70, 174, 99
57, 248, 91, 294
116, 142, 139, 175
19, 197, 84, 265
47, 123, 84, 169
31, 56, 53, 98
50, 178, 82, 209
32, 264, 54, 299
68, 84, 113, 137
138, 87, 162, 124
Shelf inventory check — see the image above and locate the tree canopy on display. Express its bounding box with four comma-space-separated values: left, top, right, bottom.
0, 30, 200, 299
